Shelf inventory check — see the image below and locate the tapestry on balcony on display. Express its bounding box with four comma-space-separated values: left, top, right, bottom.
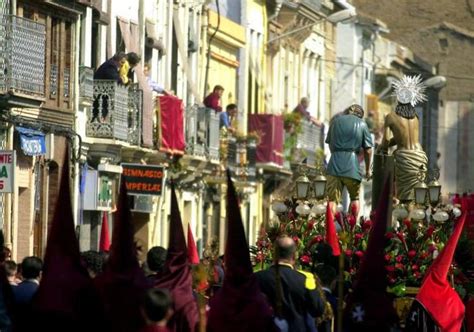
157, 95, 185, 155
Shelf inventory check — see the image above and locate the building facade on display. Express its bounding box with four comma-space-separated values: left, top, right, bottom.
352, 0, 474, 196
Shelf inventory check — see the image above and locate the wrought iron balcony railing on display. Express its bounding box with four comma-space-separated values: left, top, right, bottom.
79, 66, 94, 102
185, 106, 220, 161
86, 80, 142, 145
295, 120, 324, 166
0, 15, 46, 98
128, 83, 143, 146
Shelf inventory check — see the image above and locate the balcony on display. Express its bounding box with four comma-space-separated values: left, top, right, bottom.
281, 112, 325, 168
86, 80, 142, 145
295, 120, 324, 165
0, 15, 46, 100
185, 106, 220, 161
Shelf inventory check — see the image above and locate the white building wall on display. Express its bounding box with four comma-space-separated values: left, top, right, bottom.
334, 22, 358, 114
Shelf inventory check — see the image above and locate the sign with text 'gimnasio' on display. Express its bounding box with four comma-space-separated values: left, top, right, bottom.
0, 150, 15, 193
121, 163, 164, 196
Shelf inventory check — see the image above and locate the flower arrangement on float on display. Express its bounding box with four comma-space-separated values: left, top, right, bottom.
251, 195, 471, 300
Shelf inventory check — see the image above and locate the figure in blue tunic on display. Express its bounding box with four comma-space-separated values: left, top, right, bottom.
325, 104, 374, 218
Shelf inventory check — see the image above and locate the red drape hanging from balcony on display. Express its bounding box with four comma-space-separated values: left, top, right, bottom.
118, 18, 154, 147
248, 114, 284, 166
157, 95, 185, 155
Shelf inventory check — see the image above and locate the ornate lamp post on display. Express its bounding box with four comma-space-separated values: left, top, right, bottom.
313, 163, 327, 200
414, 165, 428, 206
427, 168, 441, 207
295, 174, 311, 200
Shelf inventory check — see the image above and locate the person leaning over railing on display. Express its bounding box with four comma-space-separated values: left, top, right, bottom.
143, 64, 171, 95
92, 52, 127, 122
219, 104, 238, 134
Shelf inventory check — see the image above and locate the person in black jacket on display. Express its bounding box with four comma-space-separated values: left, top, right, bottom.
92, 52, 126, 122
255, 236, 325, 332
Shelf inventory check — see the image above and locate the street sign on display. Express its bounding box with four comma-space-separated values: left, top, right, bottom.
121, 163, 164, 196
0, 150, 15, 193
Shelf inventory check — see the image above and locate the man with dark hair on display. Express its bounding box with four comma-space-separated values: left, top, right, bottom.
92, 52, 127, 122
220, 104, 238, 134
13, 256, 43, 305
203, 85, 224, 112
4, 261, 18, 286
255, 236, 325, 331
94, 52, 126, 82
81, 250, 106, 278
141, 288, 173, 332
146, 246, 167, 276
325, 104, 373, 219
314, 265, 337, 332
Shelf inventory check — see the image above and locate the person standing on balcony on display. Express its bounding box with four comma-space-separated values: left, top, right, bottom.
119, 52, 141, 86
220, 104, 238, 134
203, 85, 224, 112
143, 64, 170, 95
94, 52, 126, 82
92, 52, 127, 122
325, 104, 373, 219
293, 98, 322, 126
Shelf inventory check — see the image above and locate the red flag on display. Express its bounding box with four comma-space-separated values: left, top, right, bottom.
99, 212, 111, 252
416, 209, 466, 332
187, 224, 200, 265
325, 201, 340, 256
158, 95, 185, 155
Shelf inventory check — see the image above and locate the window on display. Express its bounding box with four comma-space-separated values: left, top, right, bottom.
17, 3, 75, 110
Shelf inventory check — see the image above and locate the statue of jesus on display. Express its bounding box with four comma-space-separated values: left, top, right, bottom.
377, 75, 428, 203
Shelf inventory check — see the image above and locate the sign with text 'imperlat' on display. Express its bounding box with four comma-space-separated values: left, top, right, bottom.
0, 151, 15, 193
121, 163, 164, 196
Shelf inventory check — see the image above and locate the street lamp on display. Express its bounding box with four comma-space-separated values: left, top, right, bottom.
428, 178, 441, 206
313, 174, 327, 199
414, 181, 428, 205
266, 9, 356, 44
295, 174, 311, 200
414, 165, 428, 205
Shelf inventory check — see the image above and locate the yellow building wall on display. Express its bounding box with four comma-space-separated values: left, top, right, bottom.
246, 0, 267, 115
204, 10, 246, 108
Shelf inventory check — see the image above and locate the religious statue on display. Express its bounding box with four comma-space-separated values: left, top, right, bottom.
377, 75, 428, 203
325, 104, 374, 218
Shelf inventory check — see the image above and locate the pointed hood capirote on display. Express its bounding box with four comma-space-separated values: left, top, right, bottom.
187, 224, 200, 265
94, 177, 149, 332
343, 172, 398, 331
415, 203, 467, 332
206, 171, 277, 332
33, 147, 103, 331
153, 182, 199, 332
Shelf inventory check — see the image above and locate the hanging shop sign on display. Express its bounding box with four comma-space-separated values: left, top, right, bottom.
16, 127, 46, 156
121, 163, 164, 196
0, 150, 15, 193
